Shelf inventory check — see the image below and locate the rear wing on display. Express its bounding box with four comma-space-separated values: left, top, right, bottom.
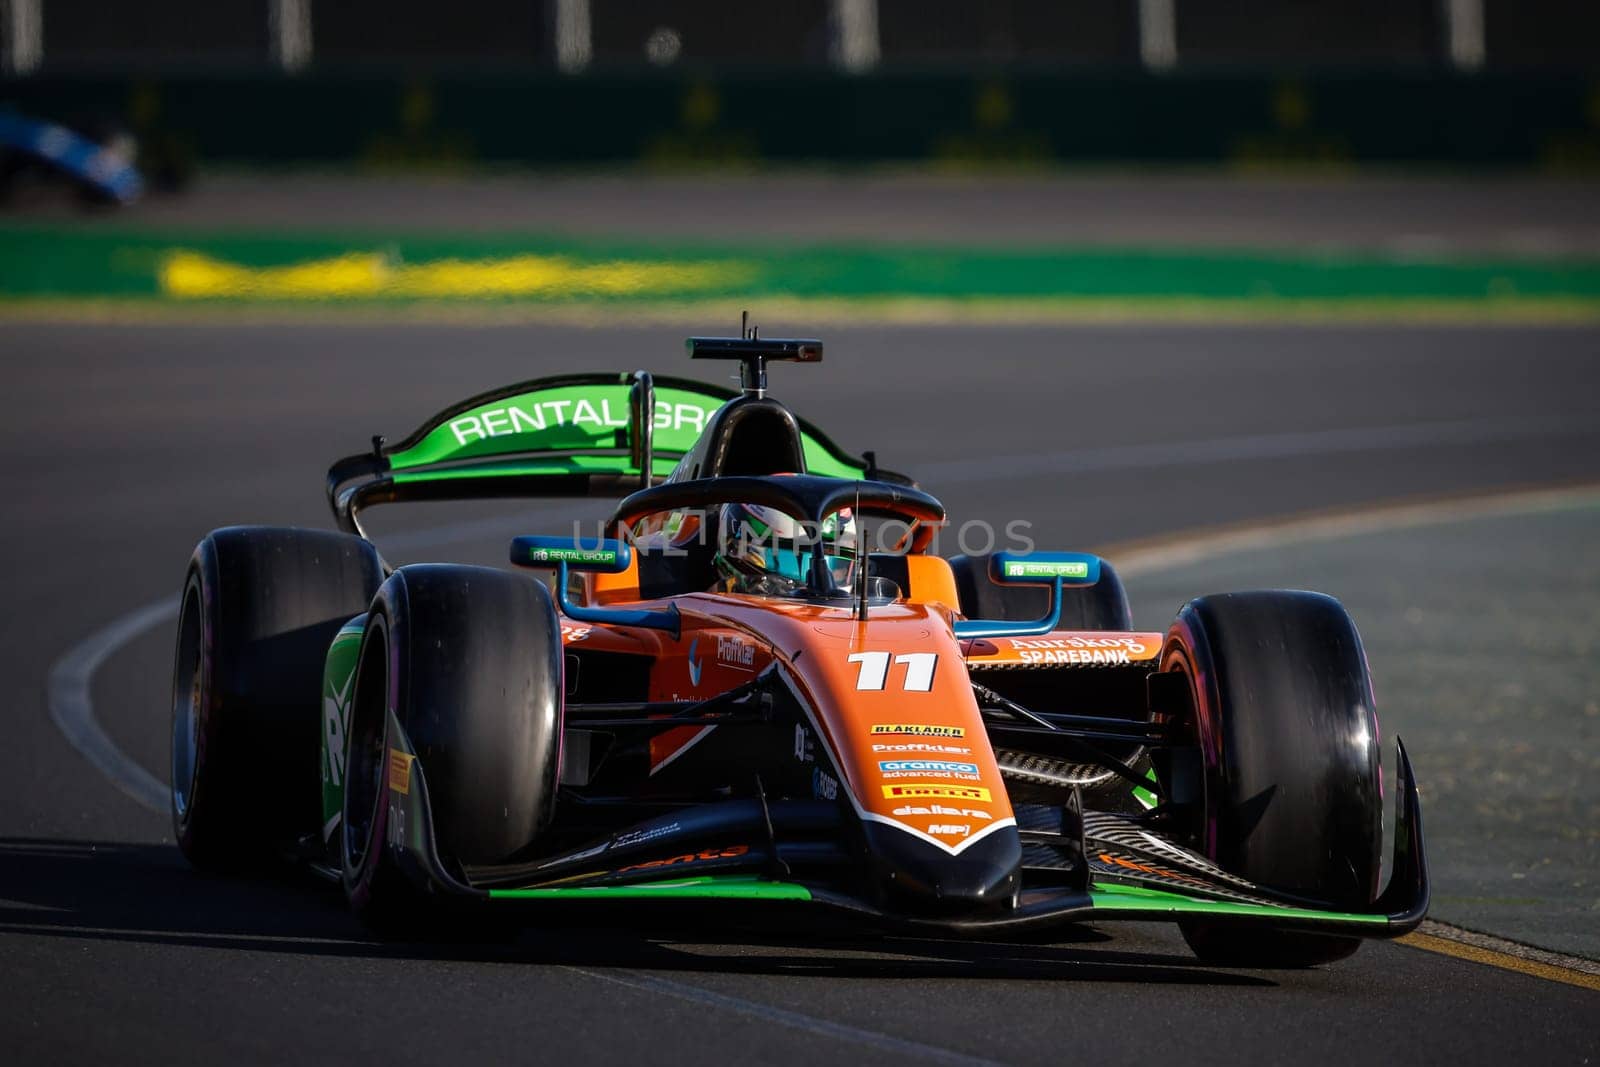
326, 371, 881, 536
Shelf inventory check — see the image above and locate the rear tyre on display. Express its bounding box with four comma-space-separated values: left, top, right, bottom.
1162, 591, 1382, 967
171, 526, 384, 871
341, 564, 562, 935
948, 553, 1131, 630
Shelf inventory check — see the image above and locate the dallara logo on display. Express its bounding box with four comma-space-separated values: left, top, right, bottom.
881, 783, 992, 802
871, 724, 966, 738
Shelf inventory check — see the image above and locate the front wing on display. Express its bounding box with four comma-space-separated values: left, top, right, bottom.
379, 709, 1428, 940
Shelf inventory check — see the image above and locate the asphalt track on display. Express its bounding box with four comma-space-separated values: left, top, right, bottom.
1115, 490, 1600, 959
3, 320, 1599, 1065
27, 172, 1600, 256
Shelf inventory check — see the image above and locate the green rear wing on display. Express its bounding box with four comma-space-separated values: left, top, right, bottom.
326, 371, 879, 536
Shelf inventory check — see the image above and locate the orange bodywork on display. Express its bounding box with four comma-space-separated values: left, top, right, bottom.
559, 556, 1157, 856
673, 594, 1005, 854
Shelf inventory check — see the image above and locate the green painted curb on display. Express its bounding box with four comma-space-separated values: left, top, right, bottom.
4, 223, 1599, 315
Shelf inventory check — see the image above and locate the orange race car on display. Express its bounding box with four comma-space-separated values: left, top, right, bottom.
169, 327, 1427, 966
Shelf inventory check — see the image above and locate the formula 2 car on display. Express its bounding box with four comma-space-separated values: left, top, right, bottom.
170, 327, 1428, 966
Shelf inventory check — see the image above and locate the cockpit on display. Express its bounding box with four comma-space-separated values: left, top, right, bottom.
711, 496, 906, 603
612, 474, 945, 606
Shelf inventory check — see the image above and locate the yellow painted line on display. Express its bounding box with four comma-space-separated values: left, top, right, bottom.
1397, 931, 1600, 993
158, 250, 757, 300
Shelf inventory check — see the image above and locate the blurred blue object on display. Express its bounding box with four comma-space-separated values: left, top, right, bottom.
0, 111, 144, 205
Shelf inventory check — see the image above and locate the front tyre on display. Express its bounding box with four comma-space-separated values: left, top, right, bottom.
171, 527, 384, 871
341, 564, 562, 934
1162, 591, 1382, 967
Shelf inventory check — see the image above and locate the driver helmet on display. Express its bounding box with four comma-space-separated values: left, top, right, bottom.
715, 496, 857, 594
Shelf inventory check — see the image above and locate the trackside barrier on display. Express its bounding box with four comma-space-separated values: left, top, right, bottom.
2, 70, 1598, 169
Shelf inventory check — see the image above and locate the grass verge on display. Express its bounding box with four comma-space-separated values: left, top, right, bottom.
4, 223, 1599, 325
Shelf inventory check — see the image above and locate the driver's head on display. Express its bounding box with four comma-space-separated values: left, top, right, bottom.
715, 499, 857, 593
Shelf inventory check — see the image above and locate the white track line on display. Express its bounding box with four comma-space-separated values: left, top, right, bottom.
47, 598, 177, 812
45, 505, 579, 814
918, 412, 1598, 486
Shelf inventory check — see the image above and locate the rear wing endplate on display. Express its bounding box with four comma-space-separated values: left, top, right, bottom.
326, 371, 879, 537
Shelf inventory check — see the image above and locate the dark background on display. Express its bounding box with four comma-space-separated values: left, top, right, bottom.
12, 0, 1599, 72
3, 1, 1598, 170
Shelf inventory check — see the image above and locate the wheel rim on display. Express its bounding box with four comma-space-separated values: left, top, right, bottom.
342, 623, 388, 873
170, 582, 203, 821
1158, 640, 1217, 859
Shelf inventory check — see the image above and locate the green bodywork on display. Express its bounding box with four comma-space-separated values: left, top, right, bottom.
485, 873, 1395, 928
319, 616, 366, 840
489, 874, 813, 902
1085, 882, 1390, 925
385, 380, 868, 483
1132, 768, 1159, 811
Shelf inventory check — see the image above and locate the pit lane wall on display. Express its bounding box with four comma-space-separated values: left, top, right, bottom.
3, 71, 1600, 170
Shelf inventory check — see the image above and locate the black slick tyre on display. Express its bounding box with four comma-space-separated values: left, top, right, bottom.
1161, 590, 1382, 967
171, 526, 384, 871
341, 564, 562, 935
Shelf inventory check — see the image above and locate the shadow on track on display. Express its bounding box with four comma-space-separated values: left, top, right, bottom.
0, 838, 1271, 987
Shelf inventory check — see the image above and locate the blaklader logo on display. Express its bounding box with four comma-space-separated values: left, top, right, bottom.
871, 724, 965, 738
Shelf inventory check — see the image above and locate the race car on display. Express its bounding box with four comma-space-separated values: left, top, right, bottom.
169, 328, 1428, 966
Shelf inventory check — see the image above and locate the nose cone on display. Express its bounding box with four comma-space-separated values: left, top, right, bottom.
861, 821, 1021, 914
